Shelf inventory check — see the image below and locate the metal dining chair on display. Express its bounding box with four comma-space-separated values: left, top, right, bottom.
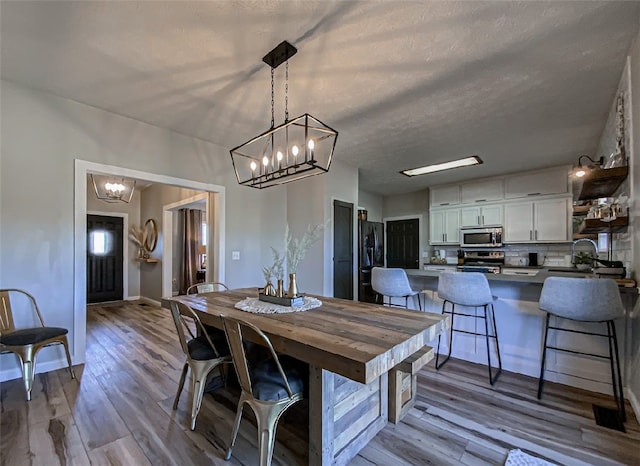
169, 299, 232, 430
222, 315, 306, 466
371, 267, 422, 310
0, 289, 75, 401
186, 282, 229, 294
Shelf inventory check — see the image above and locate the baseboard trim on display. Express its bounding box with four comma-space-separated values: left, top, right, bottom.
0, 355, 72, 383
140, 296, 162, 307
626, 388, 640, 423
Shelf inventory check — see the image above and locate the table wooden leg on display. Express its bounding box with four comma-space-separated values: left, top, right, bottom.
308, 365, 388, 466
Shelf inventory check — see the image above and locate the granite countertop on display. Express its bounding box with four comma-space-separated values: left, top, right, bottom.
405, 267, 638, 294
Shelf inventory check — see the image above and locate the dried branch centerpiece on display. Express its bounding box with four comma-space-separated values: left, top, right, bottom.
259, 221, 327, 306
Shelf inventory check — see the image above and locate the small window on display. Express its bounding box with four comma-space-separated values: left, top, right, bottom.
597, 233, 609, 254
90, 230, 113, 255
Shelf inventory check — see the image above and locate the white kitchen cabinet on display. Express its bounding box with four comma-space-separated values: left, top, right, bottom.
460, 179, 504, 204
429, 208, 460, 244
460, 204, 503, 227
534, 198, 570, 241
504, 166, 569, 199
504, 198, 570, 243
430, 185, 460, 207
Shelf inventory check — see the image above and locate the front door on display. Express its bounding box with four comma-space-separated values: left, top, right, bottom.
87, 214, 124, 303
333, 200, 354, 299
386, 218, 420, 269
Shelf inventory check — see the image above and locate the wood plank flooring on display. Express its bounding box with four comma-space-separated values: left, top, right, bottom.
1, 300, 638, 465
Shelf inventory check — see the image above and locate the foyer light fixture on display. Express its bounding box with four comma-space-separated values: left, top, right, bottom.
230, 41, 338, 189
573, 155, 604, 178
91, 174, 135, 203
401, 156, 483, 177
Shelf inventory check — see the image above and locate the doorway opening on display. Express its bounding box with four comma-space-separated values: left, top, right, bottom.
74, 160, 226, 365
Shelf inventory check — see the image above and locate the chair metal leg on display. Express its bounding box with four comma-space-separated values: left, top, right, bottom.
226, 395, 246, 461
483, 304, 502, 385
22, 357, 35, 402
189, 366, 209, 430
61, 336, 76, 379
608, 320, 626, 422
173, 363, 188, 410
435, 301, 455, 370
537, 313, 551, 399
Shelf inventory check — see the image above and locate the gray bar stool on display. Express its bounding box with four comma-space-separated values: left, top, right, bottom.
371, 267, 422, 310
435, 272, 502, 385
538, 277, 625, 423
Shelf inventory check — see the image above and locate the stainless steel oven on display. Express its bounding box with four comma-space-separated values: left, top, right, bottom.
460, 226, 503, 248
456, 250, 504, 274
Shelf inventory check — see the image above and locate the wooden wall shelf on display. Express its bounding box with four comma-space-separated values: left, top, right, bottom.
578, 216, 628, 234
574, 166, 628, 201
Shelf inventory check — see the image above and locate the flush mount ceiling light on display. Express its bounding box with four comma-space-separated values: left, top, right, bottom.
573, 155, 604, 178
91, 174, 135, 203
230, 40, 338, 189
400, 156, 483, 177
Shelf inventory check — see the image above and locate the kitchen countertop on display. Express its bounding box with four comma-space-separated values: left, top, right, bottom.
406, 267, 638, 294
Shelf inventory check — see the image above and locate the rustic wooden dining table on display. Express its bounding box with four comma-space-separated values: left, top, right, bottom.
169, 288, 448, 466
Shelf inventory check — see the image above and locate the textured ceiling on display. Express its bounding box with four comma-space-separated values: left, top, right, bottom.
2, 1, 639, 195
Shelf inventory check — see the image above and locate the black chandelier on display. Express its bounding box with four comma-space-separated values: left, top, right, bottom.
230, 41, 338, 189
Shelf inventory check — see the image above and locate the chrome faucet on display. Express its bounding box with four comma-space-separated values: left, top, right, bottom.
571, 238, 598, 266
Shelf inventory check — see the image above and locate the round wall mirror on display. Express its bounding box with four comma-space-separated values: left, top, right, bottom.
144, 219, 158, 252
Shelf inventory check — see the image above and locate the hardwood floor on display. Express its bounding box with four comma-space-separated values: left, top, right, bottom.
1, 300, 638, 465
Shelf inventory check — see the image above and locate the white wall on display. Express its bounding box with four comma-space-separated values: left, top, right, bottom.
0, 80, 288, 380
358, 189, 383, 222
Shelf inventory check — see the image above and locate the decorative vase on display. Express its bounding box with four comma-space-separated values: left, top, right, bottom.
287, 273, 298, 297
276, 279, 284, 298
263, 281, 276, 296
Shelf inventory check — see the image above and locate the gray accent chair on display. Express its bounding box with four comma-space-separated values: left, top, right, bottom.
371, 267, 422, 310
435, 272, 502, 385
538, 277, 625, 422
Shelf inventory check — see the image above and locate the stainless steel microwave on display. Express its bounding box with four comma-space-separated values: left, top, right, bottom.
460, 226, 503, 248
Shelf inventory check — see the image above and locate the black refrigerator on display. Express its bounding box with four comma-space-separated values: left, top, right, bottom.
358, 220, 384, 303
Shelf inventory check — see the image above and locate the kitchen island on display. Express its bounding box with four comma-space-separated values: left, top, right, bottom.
406, 268, 638, 397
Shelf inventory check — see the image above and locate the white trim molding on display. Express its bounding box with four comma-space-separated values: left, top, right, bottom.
74, 159, 226, 366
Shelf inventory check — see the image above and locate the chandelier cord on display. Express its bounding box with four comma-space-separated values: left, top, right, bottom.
270, 67, 275, 129
285, 60, 289, 122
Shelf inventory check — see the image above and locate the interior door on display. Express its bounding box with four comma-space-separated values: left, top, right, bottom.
333, 200, 353, 299
87, 214, 124, 303
386, 218, 420, 269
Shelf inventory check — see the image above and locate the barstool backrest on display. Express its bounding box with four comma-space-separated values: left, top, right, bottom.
371, 267, 413, 298
539, 277, 623, 322
438, 272, 493, 306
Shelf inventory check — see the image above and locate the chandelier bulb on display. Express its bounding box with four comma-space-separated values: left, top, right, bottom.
277, 151, 284, 161
250, 161, 257, 171
262, 156, 269, 166
308, 139, 315, 150
292, 145, 299, 157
